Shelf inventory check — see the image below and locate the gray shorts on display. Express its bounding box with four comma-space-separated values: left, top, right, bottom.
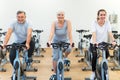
52, 39, 71, 61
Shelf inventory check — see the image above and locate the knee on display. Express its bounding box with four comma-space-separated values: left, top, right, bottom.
53, 56, 58, 62
65, 47, 71, 53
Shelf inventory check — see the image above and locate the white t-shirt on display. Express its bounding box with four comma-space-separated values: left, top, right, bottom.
90, 20, 112, 43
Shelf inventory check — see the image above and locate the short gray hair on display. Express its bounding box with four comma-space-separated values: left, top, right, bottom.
57, 10, 65, 15
17, 10, 26, 15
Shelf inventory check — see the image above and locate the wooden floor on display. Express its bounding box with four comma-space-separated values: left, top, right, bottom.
0, 48, 120, 80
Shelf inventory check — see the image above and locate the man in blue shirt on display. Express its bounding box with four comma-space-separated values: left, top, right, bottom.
3, 10, 35, 77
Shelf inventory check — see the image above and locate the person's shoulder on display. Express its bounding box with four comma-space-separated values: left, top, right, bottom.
51, 21, 57, 25
25, 20, 32, 24
53, 20, 57, 23
105, 20, 110, 24
11, 20, 17, 24
104, 20, 111, 27
9, 20, 18, 26
65, 19, 71, 24
65, 19, 70, 22
8, 20, 17, 29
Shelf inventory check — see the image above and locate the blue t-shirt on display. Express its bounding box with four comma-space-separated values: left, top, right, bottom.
9, 20, 33, 43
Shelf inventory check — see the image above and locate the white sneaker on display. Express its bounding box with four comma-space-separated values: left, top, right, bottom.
90, 72, 95, 80
106, 74, 109, 80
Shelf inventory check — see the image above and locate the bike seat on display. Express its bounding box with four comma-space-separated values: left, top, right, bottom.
76, 30, 89, 33
33, 30, 43, 33
112, 31, 118, 34
114, 34, 119, 39
83, 34, 92, 39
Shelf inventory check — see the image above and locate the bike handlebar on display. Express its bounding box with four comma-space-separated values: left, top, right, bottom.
47, 42, 74, 49
6, 43, 27, 49
93, 42, 113, 50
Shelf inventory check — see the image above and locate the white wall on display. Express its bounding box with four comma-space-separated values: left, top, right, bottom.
0, 0, 120, 47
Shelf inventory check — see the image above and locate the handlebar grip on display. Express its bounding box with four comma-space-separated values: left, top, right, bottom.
47, 42, 50, 47
0, 45, 3, 49
72, 43, 74, 47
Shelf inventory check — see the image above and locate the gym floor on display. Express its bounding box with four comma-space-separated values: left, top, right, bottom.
0, 48, 120, 80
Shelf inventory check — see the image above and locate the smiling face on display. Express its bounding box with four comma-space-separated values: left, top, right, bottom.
17, 12, 26, 24
57, 11, 65, 22
98, 11, 106, 21
97, 9, 107, 21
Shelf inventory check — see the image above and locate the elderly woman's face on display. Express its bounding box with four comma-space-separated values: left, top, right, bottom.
57, 12, 65, 21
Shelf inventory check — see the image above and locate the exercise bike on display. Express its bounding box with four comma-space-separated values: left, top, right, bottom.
48, 41, 73, 80
0, 32, 8, 72
6, 43, 36, 80
0, 45, 7, 72
79, 34, 92, 71
33, 29, 45, 57
85, 42, 110, 80
111, 34, 120, 70
21, 47, 38, 72
75, 29, 89, 57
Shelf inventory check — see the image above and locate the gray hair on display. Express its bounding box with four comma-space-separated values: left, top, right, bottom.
57, 10, 65, 15
17, 10, 26, 15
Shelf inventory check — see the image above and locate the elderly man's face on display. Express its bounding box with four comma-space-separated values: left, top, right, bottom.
17, 13, 26, 24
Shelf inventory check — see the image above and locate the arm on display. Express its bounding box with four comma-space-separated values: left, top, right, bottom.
107, 21, 116, 44
26, 28, 32, 49
3, 28, 13, 46
91, 21, 97, 44
48, 22, 55, 43
67, 20, 73, 45
92, 32, 97, 44
109, 32, 116, 45
109, 32, 115, 42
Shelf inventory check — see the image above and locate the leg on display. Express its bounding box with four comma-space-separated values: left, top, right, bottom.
106, 49, 110, 59
21, 40, 35, 58
64, 45, 72, 58
64, 46, 72, 71
90, 43, 97, 72
21, 40, 36, 72
28, 40, 35, 58
90, 43, 97, 79
53, 61, 57, 73
52, 48, 59, 73
9, 45, 16, 66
